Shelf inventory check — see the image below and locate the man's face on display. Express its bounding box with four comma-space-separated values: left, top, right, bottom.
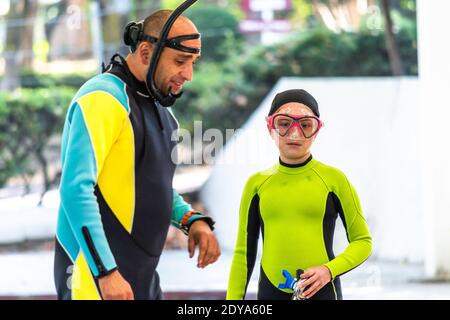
152, 20, 201, 95
269, 103, 319, 162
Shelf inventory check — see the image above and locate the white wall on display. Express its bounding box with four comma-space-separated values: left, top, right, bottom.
417, 0, 450, 278
201, 77, 425, 263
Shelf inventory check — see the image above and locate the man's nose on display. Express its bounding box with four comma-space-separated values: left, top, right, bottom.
180, 64, 193, 81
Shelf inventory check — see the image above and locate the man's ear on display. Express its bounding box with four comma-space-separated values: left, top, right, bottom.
137, 42, 152, 65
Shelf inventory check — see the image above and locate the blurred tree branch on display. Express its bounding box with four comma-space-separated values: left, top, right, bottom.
1, 0, 38, 90
381, 0, 404, 75
310, 0, 378, 32
44, 0, 69, 62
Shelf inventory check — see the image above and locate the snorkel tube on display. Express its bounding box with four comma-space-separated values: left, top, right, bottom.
147, 0, 199, 107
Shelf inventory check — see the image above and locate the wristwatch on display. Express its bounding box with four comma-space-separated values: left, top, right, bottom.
180, 213, 216, 235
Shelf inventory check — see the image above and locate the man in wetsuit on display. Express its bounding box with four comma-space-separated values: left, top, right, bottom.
54, 8, 220, 300
227, 89, 372, 300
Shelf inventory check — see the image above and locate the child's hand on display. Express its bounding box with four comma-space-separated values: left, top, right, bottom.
298, 265, 332, 299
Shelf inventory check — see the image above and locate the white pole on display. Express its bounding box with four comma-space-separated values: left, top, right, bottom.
417, 0, 450, 279
90, 0, 104, 73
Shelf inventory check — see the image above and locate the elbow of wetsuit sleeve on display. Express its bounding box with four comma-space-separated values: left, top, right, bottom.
359, 235, 372, 263
59, 177, 93, 210
365, 235, 373, 255
351, 228, 373, 264
59, 181, 76, 207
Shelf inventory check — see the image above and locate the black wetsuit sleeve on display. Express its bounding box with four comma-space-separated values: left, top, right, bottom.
227, 178, 261, 299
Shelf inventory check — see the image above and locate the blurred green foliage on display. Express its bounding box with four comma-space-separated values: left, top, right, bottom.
0, 3, 418, 188
17, 72, 93, 89
173, 24, 418, 133
0, 87, 75, 188
186, 5, 243, 62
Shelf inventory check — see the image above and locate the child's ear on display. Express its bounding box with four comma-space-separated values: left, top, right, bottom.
268, 127, 278, 142
267, 125, 274, 139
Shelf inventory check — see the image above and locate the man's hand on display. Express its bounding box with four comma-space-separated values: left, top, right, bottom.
98, 270, 134, 300
298, 265, 332, 299
188, 220, 221, 268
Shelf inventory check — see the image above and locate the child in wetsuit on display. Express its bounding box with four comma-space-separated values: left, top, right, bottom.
226, 89, 372, 300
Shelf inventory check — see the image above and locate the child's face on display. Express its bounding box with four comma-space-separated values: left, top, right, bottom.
268, 102, 318, 162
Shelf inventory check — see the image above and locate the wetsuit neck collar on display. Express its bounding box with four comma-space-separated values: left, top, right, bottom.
277, 155, 316, 174
279, 155, 313, 168
128, 69, 150, 96
105, 54, 152, 98
121, 60, 151, 97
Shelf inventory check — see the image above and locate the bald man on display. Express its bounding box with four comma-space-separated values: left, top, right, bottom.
54, 10, 220, 300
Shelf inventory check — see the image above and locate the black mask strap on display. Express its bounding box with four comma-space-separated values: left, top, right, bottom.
141, 33, 201, 54
166, 34, 201, 54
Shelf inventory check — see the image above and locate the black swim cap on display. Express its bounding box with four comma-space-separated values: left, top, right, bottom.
268, 89, 320, 117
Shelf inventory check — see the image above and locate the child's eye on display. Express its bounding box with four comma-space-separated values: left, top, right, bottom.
278, 121, 291, 128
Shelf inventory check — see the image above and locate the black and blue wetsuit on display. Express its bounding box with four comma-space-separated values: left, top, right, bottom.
54, 56, 211, 300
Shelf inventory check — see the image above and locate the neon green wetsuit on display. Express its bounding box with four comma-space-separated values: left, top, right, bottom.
227, 156, 372, 300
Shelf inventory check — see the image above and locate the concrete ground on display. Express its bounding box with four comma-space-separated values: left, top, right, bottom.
1, 249, 450, 300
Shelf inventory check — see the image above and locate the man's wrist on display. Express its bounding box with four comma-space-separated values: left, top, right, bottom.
189, 216, 215, 231
180, 213, 215, 235
97, 267, 119, 280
